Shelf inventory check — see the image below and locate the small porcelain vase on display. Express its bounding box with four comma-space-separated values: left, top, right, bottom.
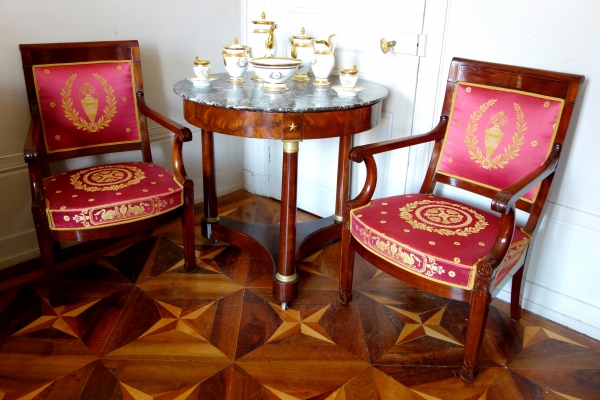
223, 38, 249, 82
311, 34, 336, 85
289, 27, 315, 81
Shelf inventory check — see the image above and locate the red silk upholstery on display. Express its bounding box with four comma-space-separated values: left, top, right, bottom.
339, 58, 584, 383
436, 83, 564, 202
34, 61, 141, 153
351, 194, 530, 289
21, 41, 197, 308
43, 163, 183, 230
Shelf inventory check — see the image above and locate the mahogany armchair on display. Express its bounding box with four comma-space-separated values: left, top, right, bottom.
20, 41, 196, 306
339, 58, 583, 381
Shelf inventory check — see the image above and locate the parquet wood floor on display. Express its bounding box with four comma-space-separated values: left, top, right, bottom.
1, 191, 599, 399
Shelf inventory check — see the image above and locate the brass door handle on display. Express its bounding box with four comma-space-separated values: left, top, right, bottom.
380, 38, 396, 54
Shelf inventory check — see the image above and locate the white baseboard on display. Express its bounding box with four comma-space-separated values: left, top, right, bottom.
498, 281, 600, 340
296, 177, 336, 218
496, 201, 600, 340
0, 229, 40, 270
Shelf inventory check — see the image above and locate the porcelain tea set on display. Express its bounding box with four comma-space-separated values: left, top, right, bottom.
189, 12, 363, 95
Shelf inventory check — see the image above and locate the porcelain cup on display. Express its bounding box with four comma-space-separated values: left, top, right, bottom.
193, 57, 210, 80
339, 65, 359, 88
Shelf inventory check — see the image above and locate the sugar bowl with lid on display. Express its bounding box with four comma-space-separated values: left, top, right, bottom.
222, 38, 250, 82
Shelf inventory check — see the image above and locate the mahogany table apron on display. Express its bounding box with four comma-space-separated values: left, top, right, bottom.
174, 72, 388, 308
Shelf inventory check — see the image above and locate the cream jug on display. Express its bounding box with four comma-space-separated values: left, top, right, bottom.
311, 34, 337, 85
289, 27, 315, 81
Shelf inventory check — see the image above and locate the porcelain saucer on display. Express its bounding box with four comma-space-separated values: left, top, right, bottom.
188, 76, 218, 86
332, 85, 364, 97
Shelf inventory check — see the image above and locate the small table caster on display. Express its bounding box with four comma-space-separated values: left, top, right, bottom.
281, 301, 289, 311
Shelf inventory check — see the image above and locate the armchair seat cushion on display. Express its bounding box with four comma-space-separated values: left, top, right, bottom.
350, 194, 530, 290
43, 162, 183, 230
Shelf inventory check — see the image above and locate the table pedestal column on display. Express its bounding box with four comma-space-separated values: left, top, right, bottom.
273, 140, 300, 309
334, 135, 352, 221
201, 130, 219, 238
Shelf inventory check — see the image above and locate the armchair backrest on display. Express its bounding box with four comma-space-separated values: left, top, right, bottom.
424, 58, 583, 218
20, 41, 151, 174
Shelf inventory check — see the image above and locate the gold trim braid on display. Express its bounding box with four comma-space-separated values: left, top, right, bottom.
275, 272, 298, 283
283, 140, 300, 153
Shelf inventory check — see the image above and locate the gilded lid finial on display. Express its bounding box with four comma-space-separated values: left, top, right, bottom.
301, 27, 305, 35
234, 38, 239, 44
261, 11, 266, 19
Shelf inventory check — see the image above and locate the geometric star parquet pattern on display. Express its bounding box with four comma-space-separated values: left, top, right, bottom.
1, 192, 599, 399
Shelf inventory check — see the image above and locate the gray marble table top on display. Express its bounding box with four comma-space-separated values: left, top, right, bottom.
173, 72, 388, 113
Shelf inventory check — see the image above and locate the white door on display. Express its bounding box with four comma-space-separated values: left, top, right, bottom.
241, 0, 448, 216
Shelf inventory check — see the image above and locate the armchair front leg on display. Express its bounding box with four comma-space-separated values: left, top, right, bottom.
137, 91, 196, 273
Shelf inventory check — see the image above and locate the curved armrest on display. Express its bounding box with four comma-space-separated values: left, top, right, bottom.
23, 108, 45, 203
136, 92, 192, 142
344, 116, 448, 209
136, 92, 192, 184
23, 106, 41, 163
479, 208, 517, 273
350, 116, 448, 163
492, 143, 561, 214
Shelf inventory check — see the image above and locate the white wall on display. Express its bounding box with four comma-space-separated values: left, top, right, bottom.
0, 0, 245, 269
436, 0, 600, 339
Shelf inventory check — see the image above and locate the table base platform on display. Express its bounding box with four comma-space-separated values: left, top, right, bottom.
203, 216, 342, 306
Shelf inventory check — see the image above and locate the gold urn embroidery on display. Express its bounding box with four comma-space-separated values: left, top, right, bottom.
61, 73, 117, 133
70, 165, 145, 192
400, 200, 487, 236
464, 98, 526, 170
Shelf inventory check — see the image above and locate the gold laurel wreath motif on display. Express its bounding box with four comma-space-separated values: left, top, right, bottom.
464, 100, 526, 170
61, 73, 117, 133
70, 165, 145, 192
400, 200, 488, 236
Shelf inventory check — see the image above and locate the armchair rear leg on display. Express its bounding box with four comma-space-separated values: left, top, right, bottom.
182, 180, 196, 273
510, 266, 524, 321
33, 205, 63, 306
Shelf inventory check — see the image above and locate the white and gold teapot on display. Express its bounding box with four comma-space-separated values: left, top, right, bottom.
289, 27, 315, 81
311, 34, 337, 85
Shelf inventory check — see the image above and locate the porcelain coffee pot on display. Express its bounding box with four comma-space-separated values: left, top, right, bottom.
249, 12, 278, 58
289, 27, 315, 81
249, 12, 278, 81
311, 34, 337, 85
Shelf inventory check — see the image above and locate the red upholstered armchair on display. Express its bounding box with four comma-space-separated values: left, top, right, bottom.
339, 58, 583, 381
20, 41, 196, 306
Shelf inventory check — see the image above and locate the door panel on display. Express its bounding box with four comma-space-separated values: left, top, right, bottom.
241, 0, 442, 217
